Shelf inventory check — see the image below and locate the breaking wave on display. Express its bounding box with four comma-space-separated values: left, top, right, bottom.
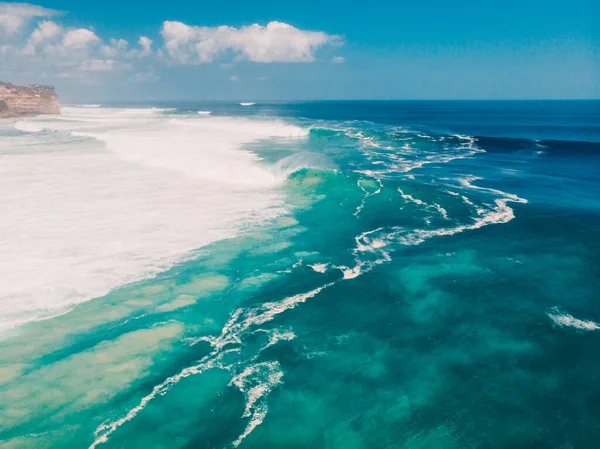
2, 107, 308, 333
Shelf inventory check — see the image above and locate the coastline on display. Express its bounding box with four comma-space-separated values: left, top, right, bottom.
0, 81, 61, 118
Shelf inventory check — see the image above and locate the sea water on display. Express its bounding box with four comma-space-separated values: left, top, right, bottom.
0, 100, 599, 448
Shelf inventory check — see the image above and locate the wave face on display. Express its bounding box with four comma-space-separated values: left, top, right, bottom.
1, 101, 600, 449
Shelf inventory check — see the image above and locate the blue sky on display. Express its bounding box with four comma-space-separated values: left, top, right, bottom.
0, 0, 598, 100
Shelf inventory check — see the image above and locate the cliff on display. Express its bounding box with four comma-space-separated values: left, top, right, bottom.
0, 81, 61, 118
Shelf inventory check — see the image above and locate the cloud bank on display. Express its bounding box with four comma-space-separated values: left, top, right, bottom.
161, 20, 341, 64
0, 2, 344, 87
0, 2, 59, 35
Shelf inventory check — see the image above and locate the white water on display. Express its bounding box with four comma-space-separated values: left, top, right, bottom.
90, 283, 333, 448
308, 263, 329, 273
0, 107, 307, 333
547, 308, 600, 331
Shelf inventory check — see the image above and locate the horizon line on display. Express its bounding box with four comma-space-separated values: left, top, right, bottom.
63, 98, 600, 103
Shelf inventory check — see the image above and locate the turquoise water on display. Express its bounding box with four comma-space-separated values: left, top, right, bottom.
1, 101, 599, 448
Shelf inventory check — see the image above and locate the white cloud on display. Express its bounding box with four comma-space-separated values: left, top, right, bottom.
98, 36, 154, 60
8, 22, 137, 79
138, 36, 153, 57
101, 38, 128, 58
131, 70, 159, 83
20, 22, 99, 58
23, 20, 61, 54
79, 59, 118, 72
19, 25, 101, 62
161, 20, 342, 64
0, 2, 59, 35
15, 24, 101, 67
1, 8, 343, 89
332, 56, 344, 64
29, 20, 62, 44
62, 28, 100, 49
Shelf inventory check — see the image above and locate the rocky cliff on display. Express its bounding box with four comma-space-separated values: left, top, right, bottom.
0, 81, 61, 118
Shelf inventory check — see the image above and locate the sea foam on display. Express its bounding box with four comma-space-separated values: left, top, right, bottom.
1, 107, 307, 333
547, 308, 600, 331
90, 283, 332, 448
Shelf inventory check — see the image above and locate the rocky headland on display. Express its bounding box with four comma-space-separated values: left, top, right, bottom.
0, 81, 61, 118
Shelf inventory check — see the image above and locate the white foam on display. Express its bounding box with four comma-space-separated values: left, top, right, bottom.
457, 175, 526, 204
257, 328, 296, 350
232, 407, 267, 447
66, 117, 306, 186
354, 177, 383, 217
343, 178, 528, 281
308, 263, 329, 273
395, 196, 522, 246
240, 102, 256, 106
339, 265, 362, 279
332, 227, 392, 282
90, 347, 239, 449
547, 308, 600, 331
91, 283, 332, 448
1, 108, 308, 333
197, 110, 212, 115
398, 188, 427, 206
391, 176, 528, 245
398, 190, 448, 219
230, 361, 283, 447
431, 203, 449, 219
349, 129, 484, 178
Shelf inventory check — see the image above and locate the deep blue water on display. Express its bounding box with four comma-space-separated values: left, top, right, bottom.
152, 99, 600, 140
0, 100, 599, 448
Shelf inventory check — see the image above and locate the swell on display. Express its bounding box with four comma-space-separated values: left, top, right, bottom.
474, 135, 600, 155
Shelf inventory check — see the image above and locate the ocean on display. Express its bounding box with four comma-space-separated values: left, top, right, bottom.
0, 100, 599, 448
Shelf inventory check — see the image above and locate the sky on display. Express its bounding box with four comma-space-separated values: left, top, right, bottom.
0, 0, 598, 101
